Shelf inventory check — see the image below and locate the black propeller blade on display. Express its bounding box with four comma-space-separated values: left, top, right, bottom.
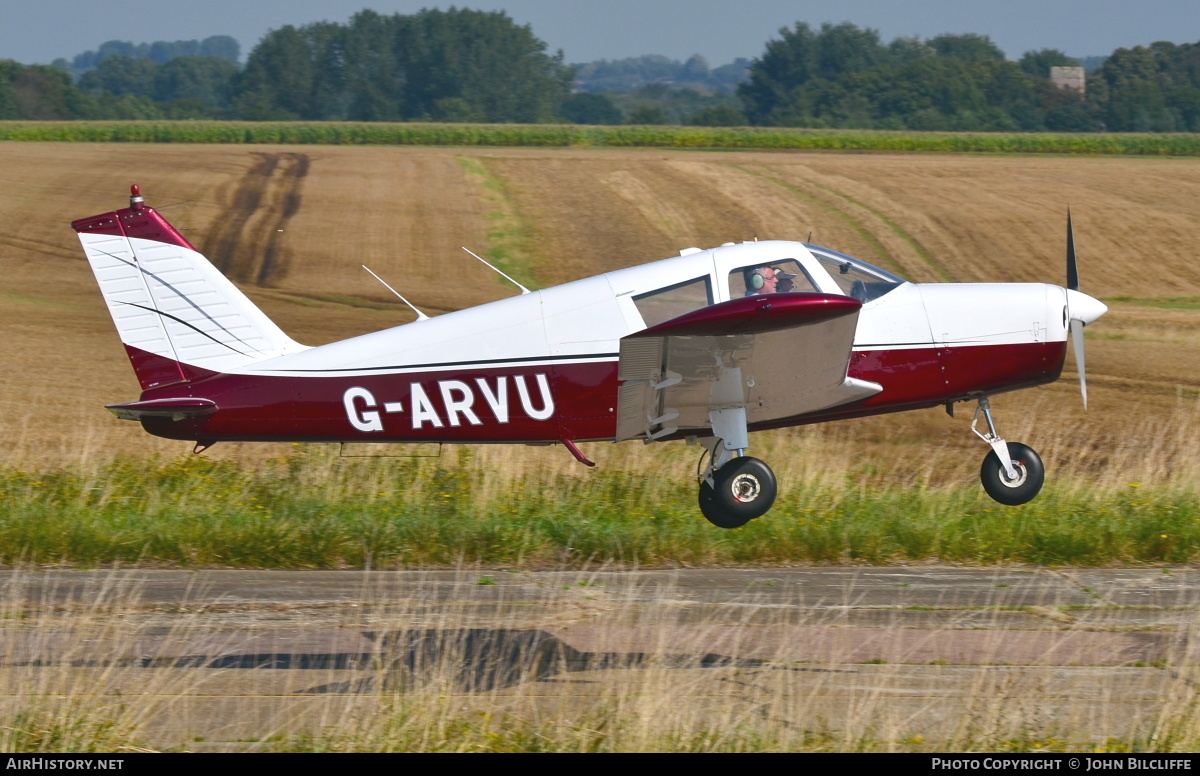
1066, 208, 1079, 291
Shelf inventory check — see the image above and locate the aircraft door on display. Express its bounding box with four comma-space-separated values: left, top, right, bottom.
550, 359, 619, 442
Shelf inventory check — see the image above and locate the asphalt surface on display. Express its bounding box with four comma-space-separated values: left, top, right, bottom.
1, 566, 1195, 750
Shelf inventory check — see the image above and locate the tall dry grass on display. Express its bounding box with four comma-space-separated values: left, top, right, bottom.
0, 568, 1195, 751
7, 391, 1199, 496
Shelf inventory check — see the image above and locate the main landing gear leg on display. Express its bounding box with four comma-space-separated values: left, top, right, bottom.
696, 407, 778, 529
972, 397, 1045, 506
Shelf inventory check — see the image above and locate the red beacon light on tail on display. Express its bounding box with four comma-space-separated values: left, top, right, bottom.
129, 184, 143, 210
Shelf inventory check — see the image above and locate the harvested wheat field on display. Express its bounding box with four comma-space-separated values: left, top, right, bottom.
1, 143, 1198, 489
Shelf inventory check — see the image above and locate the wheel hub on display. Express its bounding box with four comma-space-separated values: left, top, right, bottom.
998, 461, 1028, 488
729, 473, 761, 503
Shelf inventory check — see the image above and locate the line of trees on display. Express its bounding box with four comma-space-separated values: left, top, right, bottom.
4, 12, 1200, 131
233, 9, 570, 122
573, 54, 750, 94
737, 22, 1200, 131
53, 36, 239, 81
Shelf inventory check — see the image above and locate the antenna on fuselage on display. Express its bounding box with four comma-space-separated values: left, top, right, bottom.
361, 265, 429, 321
461, 247, 531, 295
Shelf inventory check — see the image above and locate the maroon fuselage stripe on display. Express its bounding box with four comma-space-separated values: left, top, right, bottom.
130, 340, 1067, 444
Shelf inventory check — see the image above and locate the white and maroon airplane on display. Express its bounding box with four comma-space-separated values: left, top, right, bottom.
73, 185, 1107, 528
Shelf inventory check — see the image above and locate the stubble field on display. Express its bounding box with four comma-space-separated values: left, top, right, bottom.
0, 143, 1199, 565
5, 145, 1200, 458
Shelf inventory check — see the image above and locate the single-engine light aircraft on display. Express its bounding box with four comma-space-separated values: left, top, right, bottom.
73, 186, 1107, 528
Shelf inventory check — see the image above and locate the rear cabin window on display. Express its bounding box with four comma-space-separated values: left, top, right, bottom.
728, 258, 816, 298
633, 275, 713, 328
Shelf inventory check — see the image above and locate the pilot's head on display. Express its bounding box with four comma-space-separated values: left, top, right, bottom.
776, 268, 798, 293
744, 266, 778, 295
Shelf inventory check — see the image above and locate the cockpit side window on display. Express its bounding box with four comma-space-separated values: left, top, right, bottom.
810, 250, 904, 302
632, 275, 713, 328
728, 258, 816, 298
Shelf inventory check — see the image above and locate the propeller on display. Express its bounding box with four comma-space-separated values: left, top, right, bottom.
1063, 209, 1108, 410
1067, 210, 1086, 409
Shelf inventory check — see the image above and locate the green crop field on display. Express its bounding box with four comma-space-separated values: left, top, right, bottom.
3, 120, 1200, 154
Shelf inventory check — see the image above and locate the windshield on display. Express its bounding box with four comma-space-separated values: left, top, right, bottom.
805, 244, 906, 302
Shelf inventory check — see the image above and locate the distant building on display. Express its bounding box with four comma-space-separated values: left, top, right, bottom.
1050, 66, 1086, 95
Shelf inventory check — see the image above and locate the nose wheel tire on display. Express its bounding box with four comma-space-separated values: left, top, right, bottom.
699, 456, 778, 529
980, 442, 1045, 506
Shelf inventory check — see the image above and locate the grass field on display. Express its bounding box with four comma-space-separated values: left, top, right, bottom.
1, 143, 1199, 565
3, 443, 1199, 567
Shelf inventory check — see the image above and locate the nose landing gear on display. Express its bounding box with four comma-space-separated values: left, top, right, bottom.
972, 397, 1045, 506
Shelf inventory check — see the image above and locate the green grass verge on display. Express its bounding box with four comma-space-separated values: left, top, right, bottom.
1105, 295, 1200, 310
1, 452, 1196, 567
455, 156, 540, 288
3, 121, 1200, 155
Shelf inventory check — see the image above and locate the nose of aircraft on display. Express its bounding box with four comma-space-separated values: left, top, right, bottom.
1065, 288, 1107, 326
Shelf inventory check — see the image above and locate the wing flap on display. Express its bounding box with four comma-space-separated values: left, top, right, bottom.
617, 293, 881, 442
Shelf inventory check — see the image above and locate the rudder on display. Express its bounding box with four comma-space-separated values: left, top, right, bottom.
73, 185, 307, 390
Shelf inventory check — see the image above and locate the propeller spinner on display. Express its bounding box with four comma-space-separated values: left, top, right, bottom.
1064, 209, 1108, 410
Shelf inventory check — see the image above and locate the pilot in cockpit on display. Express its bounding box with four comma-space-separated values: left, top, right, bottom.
744, 266, 797, 295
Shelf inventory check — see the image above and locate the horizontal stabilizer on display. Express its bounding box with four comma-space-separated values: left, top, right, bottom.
106, 397, 217, 422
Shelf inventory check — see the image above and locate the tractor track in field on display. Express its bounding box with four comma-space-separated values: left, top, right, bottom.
203, 152, 310, 288
2, 232, 77, 262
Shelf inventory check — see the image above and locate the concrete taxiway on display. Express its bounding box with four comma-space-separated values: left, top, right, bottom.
0, 566, 1195, 749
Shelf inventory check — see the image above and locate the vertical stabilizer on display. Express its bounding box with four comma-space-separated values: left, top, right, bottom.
72, 185, 308, 390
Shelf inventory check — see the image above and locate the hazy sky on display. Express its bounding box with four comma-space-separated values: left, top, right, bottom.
6, 0, 1199, 66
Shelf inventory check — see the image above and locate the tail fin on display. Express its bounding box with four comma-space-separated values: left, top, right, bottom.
72, 185, 307, 390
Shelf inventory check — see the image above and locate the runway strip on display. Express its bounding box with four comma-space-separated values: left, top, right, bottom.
0, 567, 1194, 749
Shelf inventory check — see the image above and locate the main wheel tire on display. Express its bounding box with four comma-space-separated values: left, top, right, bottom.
698, 457, 778, 529
980, 442, 1045, 506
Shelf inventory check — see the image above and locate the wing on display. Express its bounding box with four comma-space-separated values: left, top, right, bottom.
616, 293, 881, 442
